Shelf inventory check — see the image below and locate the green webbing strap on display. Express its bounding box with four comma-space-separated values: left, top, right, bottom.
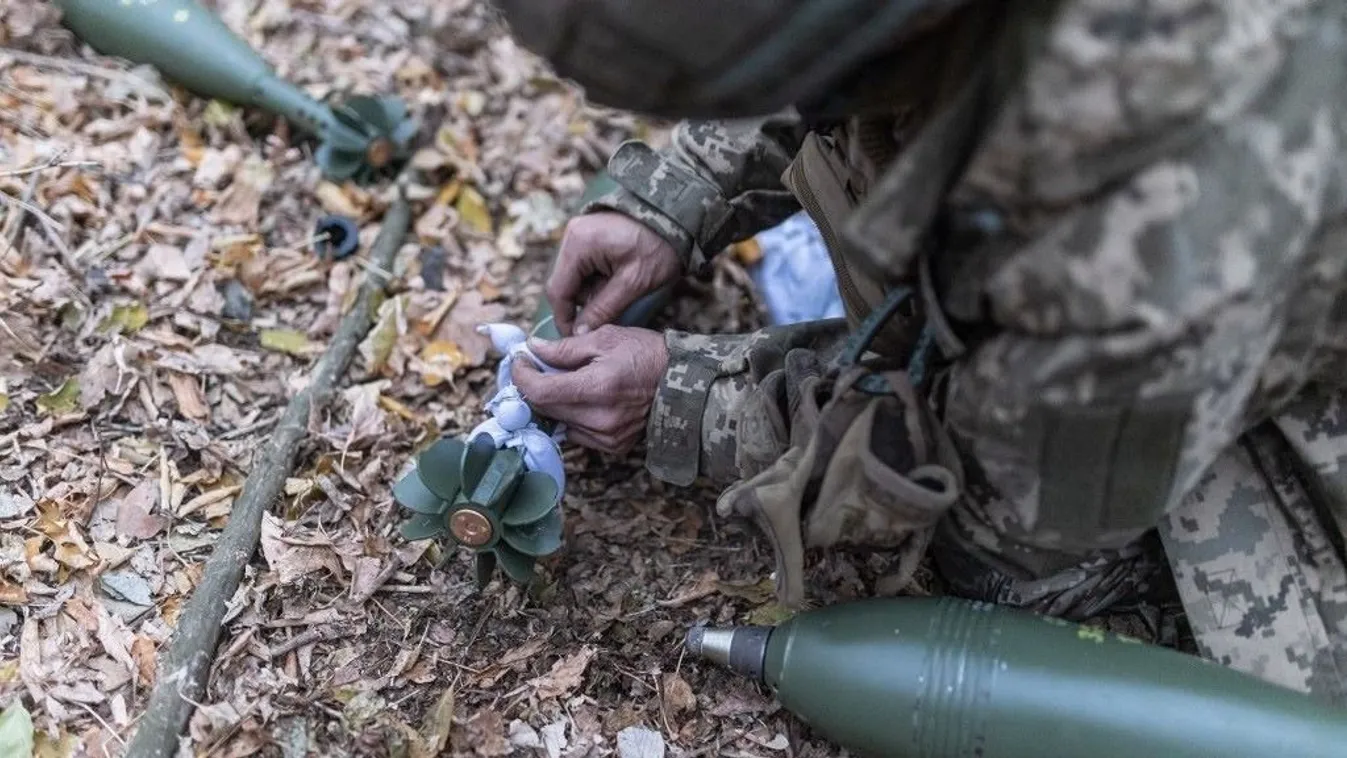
831, 285, 933, 396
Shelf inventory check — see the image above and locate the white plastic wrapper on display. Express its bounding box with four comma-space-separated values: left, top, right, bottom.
469, 323, 567, 501
748, 211, 844, 326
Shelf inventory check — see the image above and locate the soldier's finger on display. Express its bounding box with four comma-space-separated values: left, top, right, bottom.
546, 225, 593, 336
574, 273, 641, 335
525, 333, 602, 369
563, 426, 613, 454
513, 362, 600, 408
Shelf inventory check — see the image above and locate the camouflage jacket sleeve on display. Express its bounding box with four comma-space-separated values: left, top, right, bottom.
644, 319, 849, 487
583, 114, 809, 274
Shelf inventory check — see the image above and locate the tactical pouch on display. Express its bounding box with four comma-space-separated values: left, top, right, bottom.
718, 365, 963, 607
807, 378, 962, 549
732, 347, 826, 481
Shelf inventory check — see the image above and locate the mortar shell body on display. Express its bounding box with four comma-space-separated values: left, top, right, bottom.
55, 0, 339, 140
762, 596, 1347, 758
56, 0, 273, 104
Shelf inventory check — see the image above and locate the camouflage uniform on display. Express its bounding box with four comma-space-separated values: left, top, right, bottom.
582, 1, 1347, 703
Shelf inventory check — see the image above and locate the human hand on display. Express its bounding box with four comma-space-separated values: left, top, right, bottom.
547, 212, 682, 336
512, 325, 669, 455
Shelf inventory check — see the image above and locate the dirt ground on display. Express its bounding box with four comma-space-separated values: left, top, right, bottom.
0, 1, 934, 755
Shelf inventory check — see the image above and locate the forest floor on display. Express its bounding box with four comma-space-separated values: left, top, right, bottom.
0, 2, 936, 756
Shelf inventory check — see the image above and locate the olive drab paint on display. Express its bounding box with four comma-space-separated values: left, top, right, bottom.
688, 596, 1347, 758
53, 0, 415, 183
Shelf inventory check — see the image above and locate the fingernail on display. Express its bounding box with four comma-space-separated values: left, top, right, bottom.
575, 324, 591, 335
527, 337, 552, 349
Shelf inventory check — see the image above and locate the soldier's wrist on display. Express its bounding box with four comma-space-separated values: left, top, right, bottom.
595, 140, 735, 276
579, 185, 697, 273
644, 329, 755, 486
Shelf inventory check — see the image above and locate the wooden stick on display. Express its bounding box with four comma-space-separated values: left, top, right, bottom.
123, 192, 411, 758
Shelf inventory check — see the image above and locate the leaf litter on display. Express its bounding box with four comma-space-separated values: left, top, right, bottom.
0, 1, 897, 756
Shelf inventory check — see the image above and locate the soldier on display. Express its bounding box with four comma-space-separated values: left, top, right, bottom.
501, 1, 1347, 703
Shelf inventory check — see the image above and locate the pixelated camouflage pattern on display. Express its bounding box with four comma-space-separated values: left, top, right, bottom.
648, 320, 847, 486
594, 0, 1347, 698
1160, 405, 1347, 705
588, 116, 806, 274
1276, 387, 1347, 538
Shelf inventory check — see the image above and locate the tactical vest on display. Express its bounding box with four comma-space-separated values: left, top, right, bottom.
783, 1, 1061, 363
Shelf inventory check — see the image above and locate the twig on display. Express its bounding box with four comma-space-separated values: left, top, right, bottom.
654, 672, 676, 740
0, 185, 92, 306
89, 419, 107, 518
73, 701, 127, 747
0, 186, 63, 233
123, 192, 412, 758
0, 159, 101, 179
376, 584, 436, 594
0, 312, 40, 356
0, 47, 170, 101
1, 171, 39, 254
216, 412, 280, 441
267, 625, 347, 659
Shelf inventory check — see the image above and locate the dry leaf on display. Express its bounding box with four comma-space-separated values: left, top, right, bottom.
34, 502, 96, 571
315, 182, 363, 217
744, 730, 791, 752
78, 341, 133, 411
358, 296, 404, 374
616, 726, 665, 758
496, 223, 525, 260
99, 302, 149, 334
340, 382, 389, 447
131, 637, 156, 684
138, 244, 191, 282
456, 185, 493, 236
260, 329, 315, 357
178, 485, 241, 518
36, 379, 80, 416
662, 673, 695, 714
166, 372, 210, 422
435, 290, 505, 367
659, 570, 720, 607
157, 344, 248, 375
213, 156, 274, 225
96, 604, 137, 675
730, 239, 763, 266
529, 646, 596, 700
497, 638, 547, 669
462, 710, 509, 757
192, 145, 243, 188
260, 514, 343, 585
0, 578, 26, 606
708, 690, 777, 718
414, 687, 455, 758
418, 340, 468, 386
116, 480, 166, 540
19, 616, 42, 697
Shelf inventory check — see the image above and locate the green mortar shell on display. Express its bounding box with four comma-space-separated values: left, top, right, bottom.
54, 0, 411, 181
734, 596, 1347, 758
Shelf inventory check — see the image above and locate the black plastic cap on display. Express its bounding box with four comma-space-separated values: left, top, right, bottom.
313, 215, 360, 260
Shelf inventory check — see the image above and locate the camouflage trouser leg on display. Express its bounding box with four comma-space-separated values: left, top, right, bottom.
1160, 389, 1347, 705
932, 518, 1188, 645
